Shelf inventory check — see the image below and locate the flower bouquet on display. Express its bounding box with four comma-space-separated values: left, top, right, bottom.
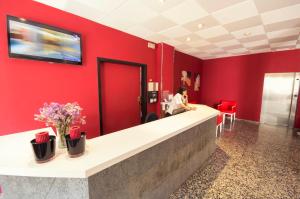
34, 102, 86, 148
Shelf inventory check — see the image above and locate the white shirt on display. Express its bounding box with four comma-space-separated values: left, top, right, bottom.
166, 93, 185, 115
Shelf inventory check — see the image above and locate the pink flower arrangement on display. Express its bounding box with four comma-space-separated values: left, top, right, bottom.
34, 102, 86, 127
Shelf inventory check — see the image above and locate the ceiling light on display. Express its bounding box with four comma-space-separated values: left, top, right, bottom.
186, 37, 191, 42
198, 23, 203, 29
19, 17, 26, 21
159, 0, 166, 3
243, 32, 252, 37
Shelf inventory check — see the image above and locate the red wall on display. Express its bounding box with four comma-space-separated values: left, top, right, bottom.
2, 0, 300, 137
200, 49, 300, 127
174, 51, 203, 103
0, 0, 158, 137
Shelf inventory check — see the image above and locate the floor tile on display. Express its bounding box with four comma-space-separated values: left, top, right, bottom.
169, 120, 300, 199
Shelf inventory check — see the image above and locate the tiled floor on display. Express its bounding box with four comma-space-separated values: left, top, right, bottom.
170, 120, 300, 199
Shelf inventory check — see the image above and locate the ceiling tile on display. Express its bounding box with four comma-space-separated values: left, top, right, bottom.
196, 0, 246, 13
243, 39, 269, 48
267, 27, 300, 39
74, 0, 126, 14
161, 0, 208, 25
253, 0, 300, 13
100, 16, 134, 31
126, 26, 155, 38
250, 48, 271, 54
261, 4, 300, 25
184, 48, 201, 53
197, 44, 218, 51
248, 44, 270, 50
206, 48, 226, 54
227, 48, 249, 54
142, 15, 177, 32
192, 51, 211, 57
224, 15, 263, 32
222, 44, 244, 50
269, 35, 299, 43
213, 52, 231, 56
63, 1, 106, 21
231, 25, 265, 39
206, 34, 235, 43
145, 34, 169, 43
212, 0, 259, 24
238, 34, 268, 43
34, 0, 68, 9
187, 40, 211, 48
141, 0, 183, 13
188, 51, 201, 56
264, 18, 300, 32
175, 34, 202, 43
182, 15, 220, 32
159, 26, 191, 38
272, 46, 296, 51
176, 43, 193, 50
164, 39, 183, 46
215, 39, 241, 47
196, 26, 228, 39
270, 40, 297, 48
102, 0, 158, 25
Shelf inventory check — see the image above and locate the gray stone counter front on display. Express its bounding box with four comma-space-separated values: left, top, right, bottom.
0, 117, 216, 199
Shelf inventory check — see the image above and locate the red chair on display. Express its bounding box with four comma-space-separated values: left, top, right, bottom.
217, 100, 237, 124
216, 112, 224, 137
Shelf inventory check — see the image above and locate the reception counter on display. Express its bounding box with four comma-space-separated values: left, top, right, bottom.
0, 105, 218, 199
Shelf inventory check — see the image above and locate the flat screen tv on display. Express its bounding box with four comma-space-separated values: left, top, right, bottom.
7, 15, 82, 65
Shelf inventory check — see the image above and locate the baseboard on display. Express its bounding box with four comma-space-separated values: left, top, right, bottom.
235, 118, 300, 130
234, 118, 260, 124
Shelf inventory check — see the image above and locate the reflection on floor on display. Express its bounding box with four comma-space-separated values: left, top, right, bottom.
170, 120, 300, 199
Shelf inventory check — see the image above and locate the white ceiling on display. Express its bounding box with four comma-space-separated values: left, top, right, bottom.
34, 0, 300, 60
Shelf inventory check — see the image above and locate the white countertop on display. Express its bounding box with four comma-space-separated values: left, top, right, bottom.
0, 105, 218, 178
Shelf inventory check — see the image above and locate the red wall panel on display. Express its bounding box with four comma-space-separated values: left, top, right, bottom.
200, 49, 300, 128
0, 0, 157, 137
174, 51, 203, 104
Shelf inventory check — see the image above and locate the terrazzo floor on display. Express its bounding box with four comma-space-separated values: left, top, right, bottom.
169, 120, 300, 199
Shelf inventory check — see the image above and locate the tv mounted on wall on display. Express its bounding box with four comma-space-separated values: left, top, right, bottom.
7, 15, 82, 65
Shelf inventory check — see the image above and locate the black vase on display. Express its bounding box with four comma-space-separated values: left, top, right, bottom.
31, 135, 56, 163
65, 132, 86, 158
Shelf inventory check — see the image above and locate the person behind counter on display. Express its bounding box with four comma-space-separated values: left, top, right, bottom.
166, 86, 196, 116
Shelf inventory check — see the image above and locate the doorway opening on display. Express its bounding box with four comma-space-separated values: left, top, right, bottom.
97, 58, 147, 135
260, 72, 300, 127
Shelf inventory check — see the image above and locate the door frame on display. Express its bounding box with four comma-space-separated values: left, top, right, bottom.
260, 72, 300, 128
97, 57, 147, 135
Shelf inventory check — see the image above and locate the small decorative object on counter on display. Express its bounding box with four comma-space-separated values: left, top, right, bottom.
69, 126, 81, 140
34, 102, 86, 149
35, 132, 50, 144
31, 135, 56, 163
65, 132, 86, 158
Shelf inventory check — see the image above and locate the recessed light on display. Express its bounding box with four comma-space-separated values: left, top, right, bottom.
159, 0, 166, 3
186, 37, 191, 42
198, 23, 203, 29
243, 32, 252, 37
20, 18, 26, 21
